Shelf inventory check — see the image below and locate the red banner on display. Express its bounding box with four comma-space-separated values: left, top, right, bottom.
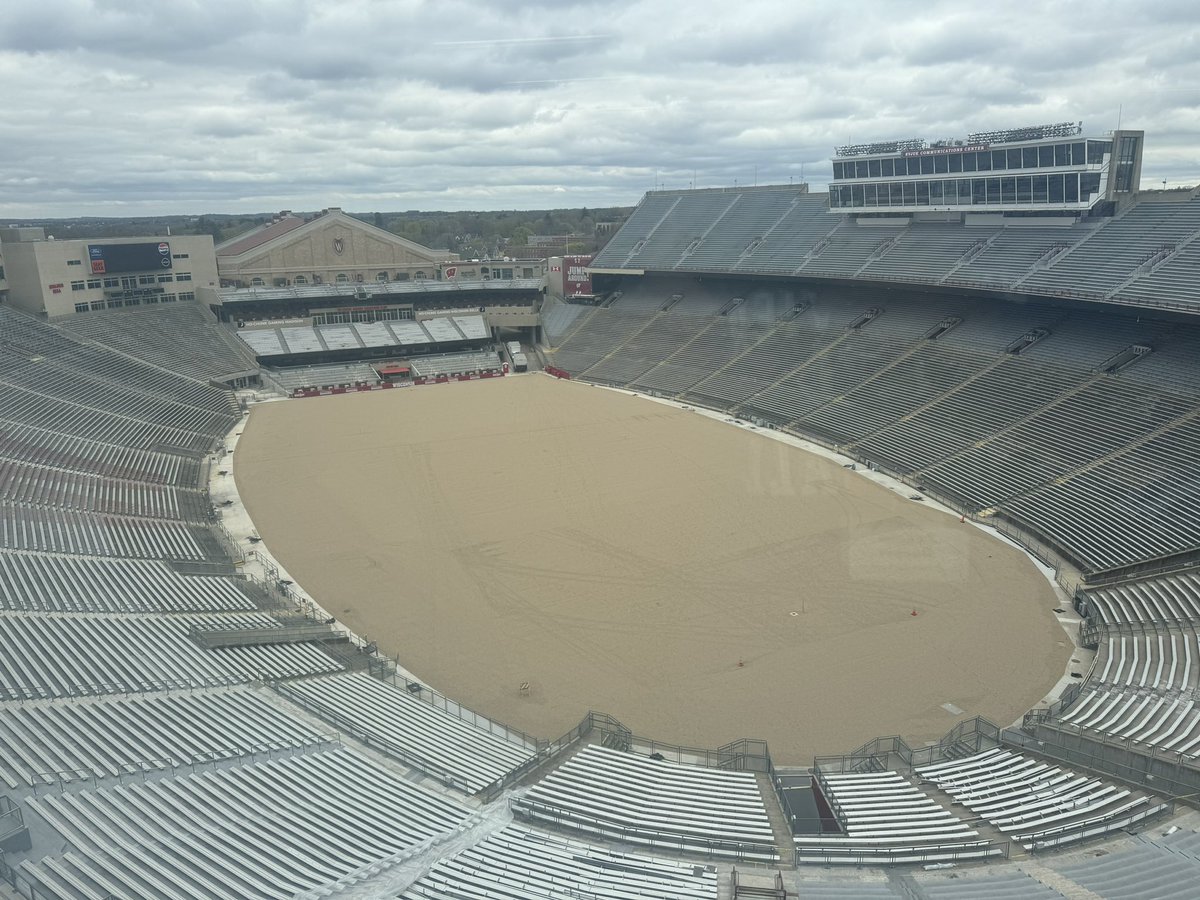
562, 255, 593, 296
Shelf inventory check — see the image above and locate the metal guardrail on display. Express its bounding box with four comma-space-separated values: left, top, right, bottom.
795, 839, 1010, 866
1003, 725, 1200, 799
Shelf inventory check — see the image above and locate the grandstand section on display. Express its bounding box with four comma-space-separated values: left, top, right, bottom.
512, 744, 778, 861
916, 748, 1170, 851
17, 746, 471, 898
400, 824, 720, 899
546, 278, 1200, 580
0, 686, 328, 789
591, 187, 1200, 314
277, 672, 538, 795
0, 554, 260, 614
235, 313, 492, 366
58, 301, 258, 386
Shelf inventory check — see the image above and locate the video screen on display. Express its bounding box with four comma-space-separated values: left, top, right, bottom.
88, 242, 172, 275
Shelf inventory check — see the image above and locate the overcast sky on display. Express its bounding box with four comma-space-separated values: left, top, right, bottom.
2, 0, 1198, 217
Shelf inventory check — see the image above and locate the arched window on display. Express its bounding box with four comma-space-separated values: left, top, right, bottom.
293, 275, 308, 285
250, 277, 264, 286
413, 271, 426, 280
376, 271, 388, 282
335, 273, 349, 283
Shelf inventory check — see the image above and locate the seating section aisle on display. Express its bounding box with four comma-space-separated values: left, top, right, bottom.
0, 686, 327, 789
798, 770, 997, 865
17, 747, 471, 899
400, 824, 719, 899
277, 673, 537, 794
916, 748, 1170, 851
512, 743, 778, 861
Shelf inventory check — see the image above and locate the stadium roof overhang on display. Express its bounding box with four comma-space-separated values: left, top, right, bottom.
219, 277, 544, 305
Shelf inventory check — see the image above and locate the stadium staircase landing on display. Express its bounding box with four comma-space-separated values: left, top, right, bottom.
755, 773, 799, 866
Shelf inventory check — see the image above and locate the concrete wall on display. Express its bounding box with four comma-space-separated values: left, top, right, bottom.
2, 234, 219, 318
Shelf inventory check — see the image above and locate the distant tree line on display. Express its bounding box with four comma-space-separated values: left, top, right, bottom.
1, 206, 632, 257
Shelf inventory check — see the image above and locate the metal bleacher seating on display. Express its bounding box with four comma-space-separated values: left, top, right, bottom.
0, 420, 200, 486
400, 823, 719, 899
0, 503, 218, 560
1020, 198, 1200, 300
411, 350, 501, 377
512, 743, 778, 861
1057, 686, 1200, 759
17, 746, 471, 899
539, 295, 589, 345
593, 187, 1200, 312
0, 553, 259, 614
264, 361, 381, 391
277, 672, 537, 794
0, 611, 343, 700
916, 748, 1170, 851
59, 301, 259, 383
0, 686, 328, 789
1050, 828, 1200, 899
914, 869, 1067, 899
0, 458, 209, 521
798, 769, 998, 865
1081, 571, 1200, 625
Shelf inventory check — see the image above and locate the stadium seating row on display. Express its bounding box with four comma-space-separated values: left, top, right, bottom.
512, 744, 778, 861
916, 748, 1170, 850
549, 287, 1200, 575
591, 187, 1200, 311
17, 747, 471, 899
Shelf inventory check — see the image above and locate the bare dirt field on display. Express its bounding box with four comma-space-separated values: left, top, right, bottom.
235, 375, 1070, 764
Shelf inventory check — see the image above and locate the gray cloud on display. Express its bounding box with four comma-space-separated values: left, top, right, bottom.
0, 0, 1197, 216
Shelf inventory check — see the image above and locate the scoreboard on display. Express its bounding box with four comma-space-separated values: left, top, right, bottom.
87, 242, 172, 275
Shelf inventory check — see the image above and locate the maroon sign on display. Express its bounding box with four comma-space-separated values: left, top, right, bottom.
562, 254, 593, 296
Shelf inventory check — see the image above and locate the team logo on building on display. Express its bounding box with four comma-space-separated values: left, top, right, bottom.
333, 237, 345, 255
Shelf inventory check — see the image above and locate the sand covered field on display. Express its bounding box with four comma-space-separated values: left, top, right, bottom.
235, 375, 1070, 763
